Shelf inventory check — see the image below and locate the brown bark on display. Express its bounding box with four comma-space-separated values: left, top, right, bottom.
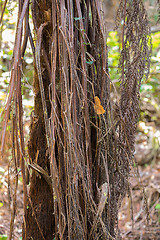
22, 1, 54, 239
20, 1, 151, 239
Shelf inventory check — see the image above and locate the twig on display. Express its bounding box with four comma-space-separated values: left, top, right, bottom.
0, 0, 8, 26
35, 22, 51, 149
28, 162, 52, 192
121, 0, 127, 84
21, 1, 29, 57
9, 107, 18, 240
1, 0, 30, 154
32, 0, 51, 77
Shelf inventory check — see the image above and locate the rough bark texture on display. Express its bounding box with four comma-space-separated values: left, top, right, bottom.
22, 1, 54, 239
21, 1, 151, 239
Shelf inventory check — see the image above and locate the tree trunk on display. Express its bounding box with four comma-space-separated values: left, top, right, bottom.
21, 0, 151, 239
22, 1, 54, 239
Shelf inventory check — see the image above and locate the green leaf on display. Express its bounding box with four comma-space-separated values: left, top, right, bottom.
18, 177, 22, 182
86, 61, 94, 65
155, 203, 160, 210
133, 162, 137, 168
83, 42, 90, 45
0, 235, 8, 240
74, 17, 84, 21
0, 202, 3, 208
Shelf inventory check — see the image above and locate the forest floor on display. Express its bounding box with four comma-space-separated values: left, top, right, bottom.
0, 123, 160, 240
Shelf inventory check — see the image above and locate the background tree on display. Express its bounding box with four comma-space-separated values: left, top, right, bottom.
1, 0, 152, 239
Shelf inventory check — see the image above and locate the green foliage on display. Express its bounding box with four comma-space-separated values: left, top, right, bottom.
155, 203, 160, 223
107, 27, 160, 127
107, 31, 120, 81
0, 235, 8, 240
155, 203, 160, 210
86, 61, 94, 65
139, 31, 160, 123
152, 32, 160, 50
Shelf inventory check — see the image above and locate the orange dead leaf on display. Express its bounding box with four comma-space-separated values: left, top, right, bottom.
94, 96, 105, 115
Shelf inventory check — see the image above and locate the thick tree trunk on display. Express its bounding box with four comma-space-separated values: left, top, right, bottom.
22, 0, 120, 239
22, 1, 54, 239
21, 1, 151, 239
